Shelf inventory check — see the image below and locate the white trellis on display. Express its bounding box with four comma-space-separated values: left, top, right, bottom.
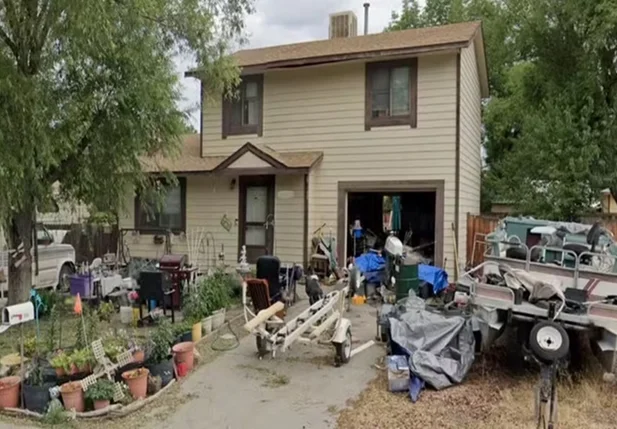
79, 339, 138, 402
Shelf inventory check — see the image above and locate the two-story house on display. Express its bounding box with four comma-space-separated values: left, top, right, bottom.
120, 18, 489, 276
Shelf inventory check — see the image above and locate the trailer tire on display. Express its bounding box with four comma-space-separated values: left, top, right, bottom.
529, 321, 569, 363
334, 328, 352, 367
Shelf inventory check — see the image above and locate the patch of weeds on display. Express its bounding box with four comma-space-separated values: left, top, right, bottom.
263, 373, 289, 388
42, 401, 73, 427
238, 364, 290, 388
327, 405, 338, 414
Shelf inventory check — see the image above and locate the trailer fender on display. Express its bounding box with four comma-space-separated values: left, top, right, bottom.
332, 318, 352, 344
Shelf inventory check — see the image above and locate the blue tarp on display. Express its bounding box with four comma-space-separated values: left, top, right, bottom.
418, 264, 449, 295
354, 251, 385, 284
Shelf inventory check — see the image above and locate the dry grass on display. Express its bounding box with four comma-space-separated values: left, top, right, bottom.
337, 333, 617, 429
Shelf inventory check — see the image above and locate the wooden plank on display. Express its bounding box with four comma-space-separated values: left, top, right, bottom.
243, 301, 285, 332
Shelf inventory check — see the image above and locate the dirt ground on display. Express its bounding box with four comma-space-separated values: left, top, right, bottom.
337, 338, 617, 429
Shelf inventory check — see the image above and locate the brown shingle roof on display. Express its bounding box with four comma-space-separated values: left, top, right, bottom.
142, 135, 322, 173
234, 21, 481, 69
141, 134, 226, 173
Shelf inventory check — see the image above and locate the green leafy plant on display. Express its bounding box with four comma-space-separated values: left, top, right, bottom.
17, 334, 38, 358
70, 348, 94, 371
199, 269, 234, 313
98, 302, 115, 323
50, 351, 72, 373
84, 379, 115, 401
25, 361, 45, 387
182, 288, 210, 324
147, 318, 174, 364
172, 320, 192, 339
46, 304, 60, 352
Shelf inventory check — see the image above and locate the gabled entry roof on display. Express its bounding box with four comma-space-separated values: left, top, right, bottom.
141, 136, 323, 174
213, 142, 323, 172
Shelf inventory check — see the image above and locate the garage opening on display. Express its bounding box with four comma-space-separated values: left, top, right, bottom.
346, 191, 436, 264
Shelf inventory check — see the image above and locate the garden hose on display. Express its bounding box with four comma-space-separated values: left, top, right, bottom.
211, 321, 240, 351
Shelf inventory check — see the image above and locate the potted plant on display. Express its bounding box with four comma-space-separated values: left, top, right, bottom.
50, 351, 71, 378
121, 368, 149, 400
144, 318, 175, 387
71, 348, 94, 374
84, 379, 115, 410
182, 289, 208, 342
60, 381, 84, 412
172, 321, 193, 344
202, 270, 232, 329
0, 376, 20, 408
23, 360, 54, 413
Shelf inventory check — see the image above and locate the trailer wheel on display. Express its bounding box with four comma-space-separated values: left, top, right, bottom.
334, 328, 352, 367
529, 321, 569, 363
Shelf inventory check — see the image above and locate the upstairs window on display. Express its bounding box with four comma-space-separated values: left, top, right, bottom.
222, 75, 264, 138
365, 59, 417, 130
135, 178, 186, 233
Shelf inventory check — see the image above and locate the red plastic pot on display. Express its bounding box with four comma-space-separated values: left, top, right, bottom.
122, 368, 149, 400
60, 382, 84, 412
0, 376, 20, 409
172, 342, 195, 371
94, 399, 110, 410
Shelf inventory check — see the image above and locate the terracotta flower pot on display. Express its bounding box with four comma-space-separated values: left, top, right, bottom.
132, 350, 145, 363
172, 342, 195, 371
0, 376, 20, 409
94, 399, 110, 410
60, 382, 84, 412
54, 367, 65, 378
121, 368, 149, 400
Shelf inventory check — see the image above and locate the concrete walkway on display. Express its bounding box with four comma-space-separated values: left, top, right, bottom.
156, 296, 382, 429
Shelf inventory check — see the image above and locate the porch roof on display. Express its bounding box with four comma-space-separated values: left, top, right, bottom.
141, 135, 323, 174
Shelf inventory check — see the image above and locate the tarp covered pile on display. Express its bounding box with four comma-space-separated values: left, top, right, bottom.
382, 295, 476, 401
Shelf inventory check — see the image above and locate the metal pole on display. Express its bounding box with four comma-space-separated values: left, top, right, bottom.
363, 3, 370, 35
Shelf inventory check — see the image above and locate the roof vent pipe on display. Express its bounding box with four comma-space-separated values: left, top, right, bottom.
363, 3, 370, 35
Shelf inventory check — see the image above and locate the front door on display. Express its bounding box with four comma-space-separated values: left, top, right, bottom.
239, 176, 275, 263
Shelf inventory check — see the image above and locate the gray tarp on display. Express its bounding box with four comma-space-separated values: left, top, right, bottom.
388, 296, 476, 390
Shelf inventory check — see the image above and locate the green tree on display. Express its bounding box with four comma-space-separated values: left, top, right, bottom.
388, 0, 617, 219
0, 0, 252, 304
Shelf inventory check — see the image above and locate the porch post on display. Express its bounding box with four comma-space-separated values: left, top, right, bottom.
303, 173, 309, 270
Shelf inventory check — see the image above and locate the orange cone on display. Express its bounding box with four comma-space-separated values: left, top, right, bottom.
74, 293, 83, 315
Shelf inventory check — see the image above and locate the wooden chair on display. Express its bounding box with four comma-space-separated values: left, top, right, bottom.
246, 278, 286, 319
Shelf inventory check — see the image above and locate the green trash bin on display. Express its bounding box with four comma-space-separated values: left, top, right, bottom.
395, 264, 419, 301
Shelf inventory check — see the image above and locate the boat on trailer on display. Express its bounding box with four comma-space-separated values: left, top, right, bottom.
462, 216, 617, 373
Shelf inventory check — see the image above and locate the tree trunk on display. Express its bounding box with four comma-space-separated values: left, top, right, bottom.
7, 209, 34, 305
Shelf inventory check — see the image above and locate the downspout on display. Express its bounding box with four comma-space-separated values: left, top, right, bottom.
303, 173, 309, 270
199, 81, 204, 156
454, 52, 461, 270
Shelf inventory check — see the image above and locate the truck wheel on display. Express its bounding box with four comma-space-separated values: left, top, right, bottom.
529, 321, 569, 362
334, 328, 352, 367
57, 263, 75, 293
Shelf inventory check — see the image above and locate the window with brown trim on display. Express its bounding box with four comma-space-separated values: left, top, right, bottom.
222, 75, 264, 138
134, 177, 187, 233
365, 59, 418, 130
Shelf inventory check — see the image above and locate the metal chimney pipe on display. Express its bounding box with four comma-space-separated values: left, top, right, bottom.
363, 3, 370, 35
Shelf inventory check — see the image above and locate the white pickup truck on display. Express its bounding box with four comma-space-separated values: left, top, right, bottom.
0, 224, 76, 295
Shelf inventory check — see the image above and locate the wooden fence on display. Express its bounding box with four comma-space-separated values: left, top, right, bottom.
466, 213, 617, 267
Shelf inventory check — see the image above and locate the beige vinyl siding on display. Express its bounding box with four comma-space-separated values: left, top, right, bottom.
119, 176, 240, 267
119, 174, 305, 265
458, 42, 483, 266
274, 175, 304, 263
203, 54, 459, 274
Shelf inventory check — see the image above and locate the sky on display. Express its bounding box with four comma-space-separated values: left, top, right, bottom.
176, 0, 407, 130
